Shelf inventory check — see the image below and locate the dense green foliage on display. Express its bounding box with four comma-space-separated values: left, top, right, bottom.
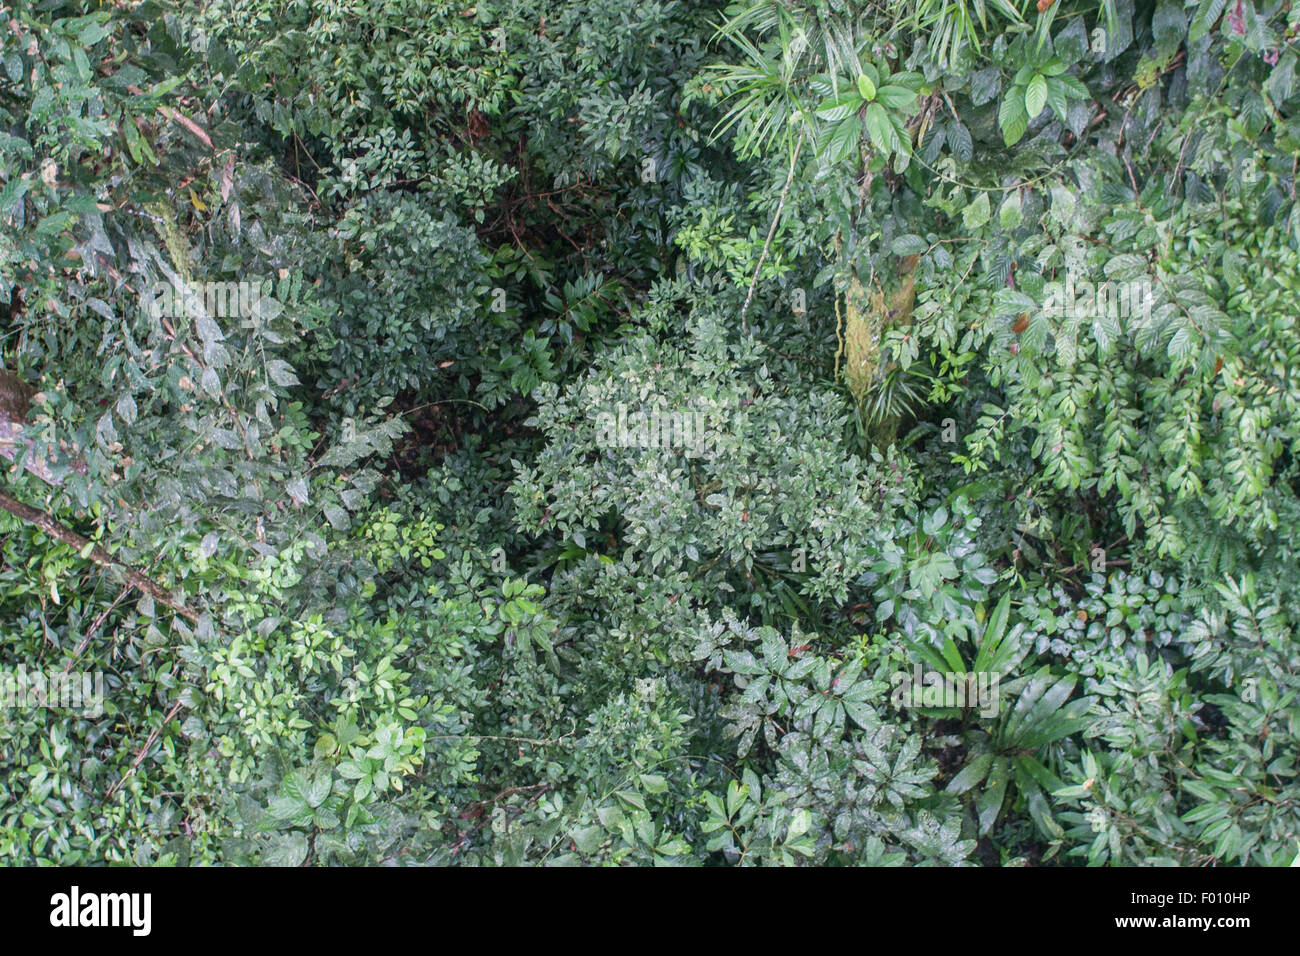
1, 0, 1298, 866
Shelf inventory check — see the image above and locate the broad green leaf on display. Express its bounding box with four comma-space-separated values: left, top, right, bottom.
863, 103, 892, 153
947, 753, 994, 794
998, 89, 1029, 145
1025, 74, 1048, 118
962, 192, 991, 229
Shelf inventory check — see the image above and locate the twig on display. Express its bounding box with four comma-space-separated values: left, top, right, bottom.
0, 489, 199, 623
740, 131, 805, 333
104, 699, 185, 801
64, 581, 133, 671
